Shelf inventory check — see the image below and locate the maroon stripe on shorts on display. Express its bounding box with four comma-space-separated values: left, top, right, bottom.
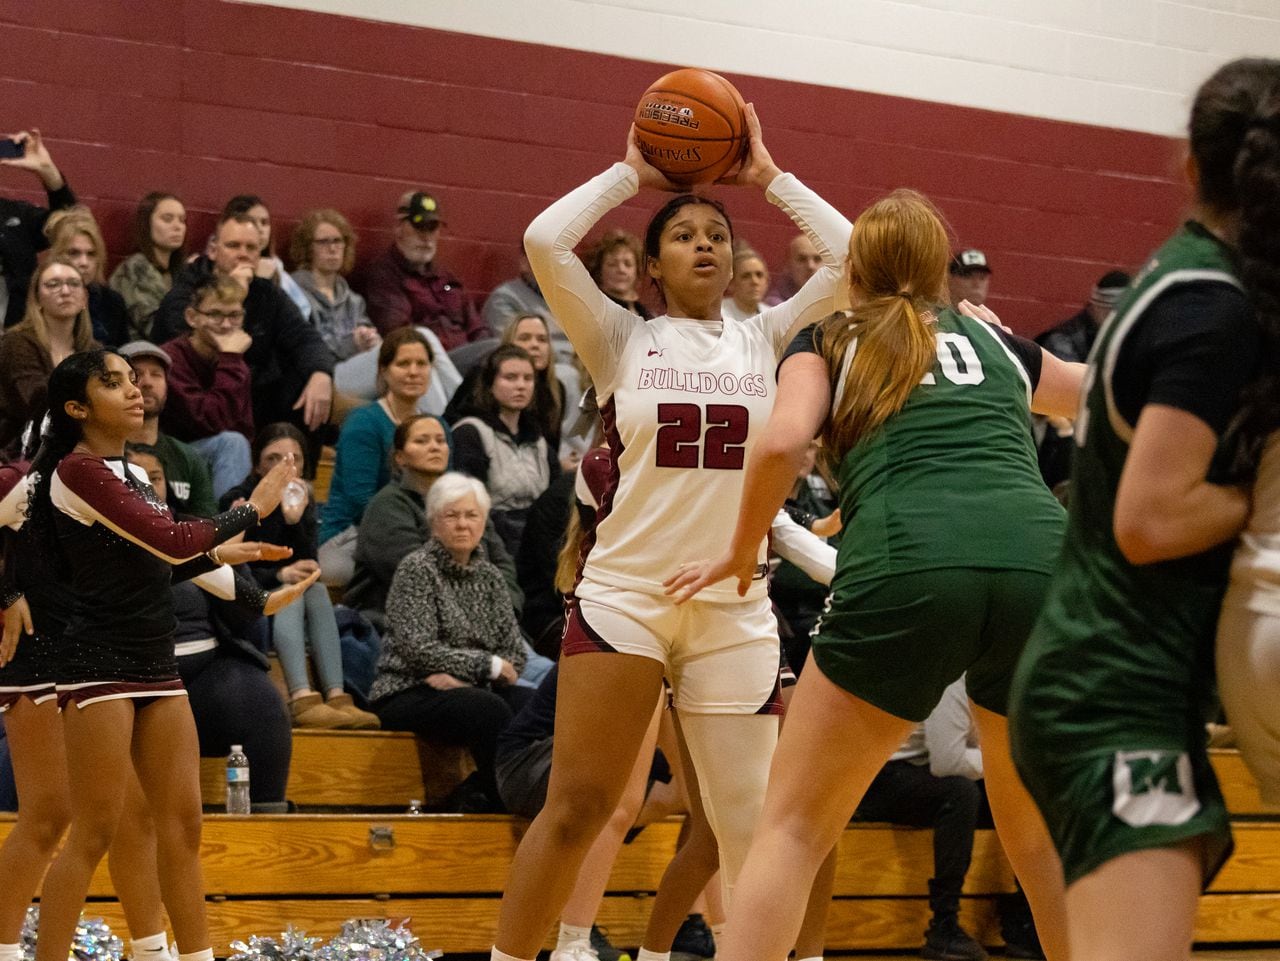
0, 684, 57, 712
756, 671, 785, 716
56, 678, 185, 710
561, 601, 619, 657
573, 395, 624, 591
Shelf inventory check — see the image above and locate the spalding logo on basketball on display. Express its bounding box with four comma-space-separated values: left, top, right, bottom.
633, 68, 747, 186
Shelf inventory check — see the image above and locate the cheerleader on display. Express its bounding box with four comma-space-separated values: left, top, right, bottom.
25, 349, 300, 961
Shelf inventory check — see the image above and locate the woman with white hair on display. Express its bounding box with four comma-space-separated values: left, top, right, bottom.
369, 471, 532, 812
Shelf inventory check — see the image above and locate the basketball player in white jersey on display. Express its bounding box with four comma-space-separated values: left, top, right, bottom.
489, 107, 852, 961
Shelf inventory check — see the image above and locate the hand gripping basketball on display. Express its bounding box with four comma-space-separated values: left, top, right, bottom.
632, 67, 748, 185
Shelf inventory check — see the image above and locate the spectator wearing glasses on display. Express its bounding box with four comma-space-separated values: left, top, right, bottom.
370, 472, 532, 812
290, 209, 383, 399
159, 276, 254, 498
44, 207, 129, 348
151, 212, 334, 438
0, 256, 96, 455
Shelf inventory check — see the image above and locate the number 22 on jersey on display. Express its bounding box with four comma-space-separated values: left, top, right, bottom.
650, 336, 985, 469
655, 403, 749, 469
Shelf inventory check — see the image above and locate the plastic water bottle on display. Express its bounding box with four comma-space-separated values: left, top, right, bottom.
226, 745, 251, 814
281, 480, 307, 513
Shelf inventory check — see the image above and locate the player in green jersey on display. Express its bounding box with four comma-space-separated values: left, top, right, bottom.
666, 189, 1085, 961
1008, 58, 1280, 961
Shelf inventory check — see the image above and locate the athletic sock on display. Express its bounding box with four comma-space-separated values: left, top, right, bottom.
491, 950, 534, 961
556, 923, 592, 949
131, 932, 171, 961
177, 949, 213, 961
636, 950, 670, 961
0, 942, 23, 961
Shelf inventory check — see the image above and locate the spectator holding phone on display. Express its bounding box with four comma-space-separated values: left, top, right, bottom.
0, 129, 76, 328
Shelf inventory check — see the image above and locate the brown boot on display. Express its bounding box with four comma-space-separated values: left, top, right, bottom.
326, 693, 381, 729
290, 692, 349, 728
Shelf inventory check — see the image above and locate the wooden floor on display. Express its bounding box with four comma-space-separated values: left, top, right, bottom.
826, 957, 1280, 960
3, 812, 1269, 954
439, 951, 1280, 960
2, 741, 1275, 956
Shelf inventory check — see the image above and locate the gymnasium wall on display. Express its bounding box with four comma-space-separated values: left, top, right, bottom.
2, 0, 1277, 334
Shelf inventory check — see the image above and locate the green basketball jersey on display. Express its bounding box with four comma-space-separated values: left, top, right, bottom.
1014, 225, 1245, 753
830, 309, 1065, 594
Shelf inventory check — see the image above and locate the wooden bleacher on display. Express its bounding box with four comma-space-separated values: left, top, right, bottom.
311, 446, 334, 507
198, 730, 472, 810
2, 738, 1276, 955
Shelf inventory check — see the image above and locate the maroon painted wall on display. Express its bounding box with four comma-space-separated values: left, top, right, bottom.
0, 0, 1191, 335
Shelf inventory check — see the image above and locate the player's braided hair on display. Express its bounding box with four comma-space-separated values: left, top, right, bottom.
1192, 59, 1280, 477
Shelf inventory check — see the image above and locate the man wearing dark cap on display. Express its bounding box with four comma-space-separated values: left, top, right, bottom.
1035, 269, 1132, 364
118, 340, 220, 517
948, 248, 992, 307
360, 189, 491, 351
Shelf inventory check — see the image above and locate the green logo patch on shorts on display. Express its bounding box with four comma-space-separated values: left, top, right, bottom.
1111, 750, 1200, 827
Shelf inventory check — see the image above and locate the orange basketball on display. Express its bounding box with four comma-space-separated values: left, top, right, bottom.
633, 68, 747, 186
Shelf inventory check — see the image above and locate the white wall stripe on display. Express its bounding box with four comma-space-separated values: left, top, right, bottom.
238, 0, 1280, 136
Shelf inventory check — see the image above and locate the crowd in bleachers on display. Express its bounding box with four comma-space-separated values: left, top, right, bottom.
0, 125, 1141, 961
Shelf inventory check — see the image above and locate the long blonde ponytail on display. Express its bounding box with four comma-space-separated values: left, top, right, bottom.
820, 190, 950, 453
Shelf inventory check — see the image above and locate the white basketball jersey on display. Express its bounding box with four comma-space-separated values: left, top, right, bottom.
524, 160, 853, 605
585, 315, 779, 603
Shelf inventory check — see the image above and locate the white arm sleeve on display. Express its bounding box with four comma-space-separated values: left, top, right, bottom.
193, 565, 237, 601
0, 475, 30, 531
755, 173, 853, 355
769, 509, 836, 586
524, 163, 645, 393
923, 678, 984, 780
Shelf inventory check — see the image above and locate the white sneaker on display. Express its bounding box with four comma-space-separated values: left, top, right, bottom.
550, 943, 601, 961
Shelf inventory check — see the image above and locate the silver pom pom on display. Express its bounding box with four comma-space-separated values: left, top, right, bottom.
317, 920, 441, 961
228, 927, 323, 961
21, 908, 124, 961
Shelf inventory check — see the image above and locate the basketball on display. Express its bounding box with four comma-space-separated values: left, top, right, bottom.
633, 68, 748, 185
